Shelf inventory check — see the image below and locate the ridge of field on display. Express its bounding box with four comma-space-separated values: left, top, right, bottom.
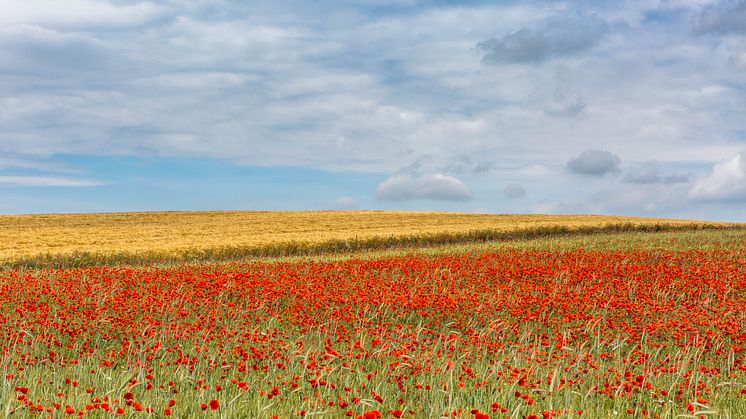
258, 228, 746, 265
0, 210, 740, 267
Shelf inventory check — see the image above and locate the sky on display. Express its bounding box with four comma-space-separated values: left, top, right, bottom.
1, 0, 746, 220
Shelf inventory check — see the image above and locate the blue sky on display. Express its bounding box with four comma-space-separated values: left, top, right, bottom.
1, 0, 746, 220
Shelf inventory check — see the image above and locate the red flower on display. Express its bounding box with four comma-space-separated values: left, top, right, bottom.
363, 410, 382, 419
209, 399, 220, 410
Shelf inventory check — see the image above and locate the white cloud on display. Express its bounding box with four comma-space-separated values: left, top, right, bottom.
0, 0, 166, 29
566, 149, 622, 176
690, 152, 746, 201
0, 175, 104, 187
375, 173, 472, 201
491, 164, 556, 176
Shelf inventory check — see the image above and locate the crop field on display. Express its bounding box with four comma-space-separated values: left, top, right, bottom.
0, 211, 736, 267
1, 212, 746, 418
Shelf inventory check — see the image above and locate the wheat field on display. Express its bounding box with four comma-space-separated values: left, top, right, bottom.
0, 210, 737, 265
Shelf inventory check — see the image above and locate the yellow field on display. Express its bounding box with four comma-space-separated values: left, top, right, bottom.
0, 210, 737, 264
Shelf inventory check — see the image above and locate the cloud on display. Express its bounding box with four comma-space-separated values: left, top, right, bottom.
375, 173, 472, 201
623, 164, 691, 184
731, 50, 746, 67
491, 164, 556, 176
0, 155, 81, 174
0, 25, 111, 73
0, 1, 741, 177
440, 156, 493, 174
588, 182, 694, 215
692, 1, 746, 34
332, 196, 359, 210
1, 0, 746, 220
566, 149, 621, 176
0, 0, 165, 30
502, 184, 527, 199
532, 200, 581, 215
544, 97, 587, 117
477, 15, 608, 64
397, 155, 492, 176
0, 175, 104, 187
690, 152, 746, 201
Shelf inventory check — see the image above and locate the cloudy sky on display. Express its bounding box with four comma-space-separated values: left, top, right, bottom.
1, 0, 746, 220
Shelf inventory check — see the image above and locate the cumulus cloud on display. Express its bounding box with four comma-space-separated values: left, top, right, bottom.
502, 184, 527, 199
690, 152, 746, 201
375, 173, 472, 201
692, 1, 746, 34
566, 149, 621, 176
332, 196, 359, 210
477, 15, 608, 64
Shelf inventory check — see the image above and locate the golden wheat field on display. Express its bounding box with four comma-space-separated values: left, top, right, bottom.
0, 210, 736, 264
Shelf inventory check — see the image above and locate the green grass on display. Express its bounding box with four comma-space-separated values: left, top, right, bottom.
272, 227, 746, 263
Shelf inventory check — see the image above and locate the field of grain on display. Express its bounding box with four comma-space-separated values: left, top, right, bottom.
0, 211, 737, 266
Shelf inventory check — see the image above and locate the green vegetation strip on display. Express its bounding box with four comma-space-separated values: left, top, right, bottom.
3, 222, 743, 269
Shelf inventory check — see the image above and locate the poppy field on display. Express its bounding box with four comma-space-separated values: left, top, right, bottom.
2, 232, 746, 417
